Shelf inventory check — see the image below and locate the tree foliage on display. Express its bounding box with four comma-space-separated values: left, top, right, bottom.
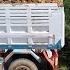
59, 0, 70, 69
64, 0, 70, 39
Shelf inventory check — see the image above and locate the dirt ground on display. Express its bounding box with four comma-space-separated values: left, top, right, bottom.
0, 64, 2, 70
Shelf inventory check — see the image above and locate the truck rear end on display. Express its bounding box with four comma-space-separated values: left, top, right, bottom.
0, 0, 65, 70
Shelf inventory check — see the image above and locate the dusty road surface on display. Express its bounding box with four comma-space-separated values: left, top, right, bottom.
0, 64, 2, 70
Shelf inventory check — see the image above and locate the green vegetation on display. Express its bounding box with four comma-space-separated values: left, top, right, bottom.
64, 0, 70, 39
59, 0, 70, 70
59, 65, 68, 70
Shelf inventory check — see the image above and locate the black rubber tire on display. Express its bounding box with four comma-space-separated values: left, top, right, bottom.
8, 58, 38, 70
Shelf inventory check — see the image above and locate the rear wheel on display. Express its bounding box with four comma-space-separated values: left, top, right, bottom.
8, 58, 38, 70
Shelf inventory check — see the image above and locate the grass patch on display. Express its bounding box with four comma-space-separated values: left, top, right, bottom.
59, 65, 68, 70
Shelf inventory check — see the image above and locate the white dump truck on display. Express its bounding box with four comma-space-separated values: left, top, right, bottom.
0, 0, 64, 70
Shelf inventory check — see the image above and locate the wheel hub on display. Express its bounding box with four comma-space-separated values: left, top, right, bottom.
15, 66, 30, 70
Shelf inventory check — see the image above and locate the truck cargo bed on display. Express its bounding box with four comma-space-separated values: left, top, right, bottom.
0, 3, 64, 49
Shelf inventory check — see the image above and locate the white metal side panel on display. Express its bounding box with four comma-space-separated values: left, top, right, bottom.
50, 7, 64, 47
0, 4, 64, 48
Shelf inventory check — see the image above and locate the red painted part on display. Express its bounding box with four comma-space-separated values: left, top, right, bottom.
41, 49, 58, 70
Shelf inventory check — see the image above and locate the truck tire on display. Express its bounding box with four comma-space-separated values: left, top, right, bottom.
8, 58, 38, 70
